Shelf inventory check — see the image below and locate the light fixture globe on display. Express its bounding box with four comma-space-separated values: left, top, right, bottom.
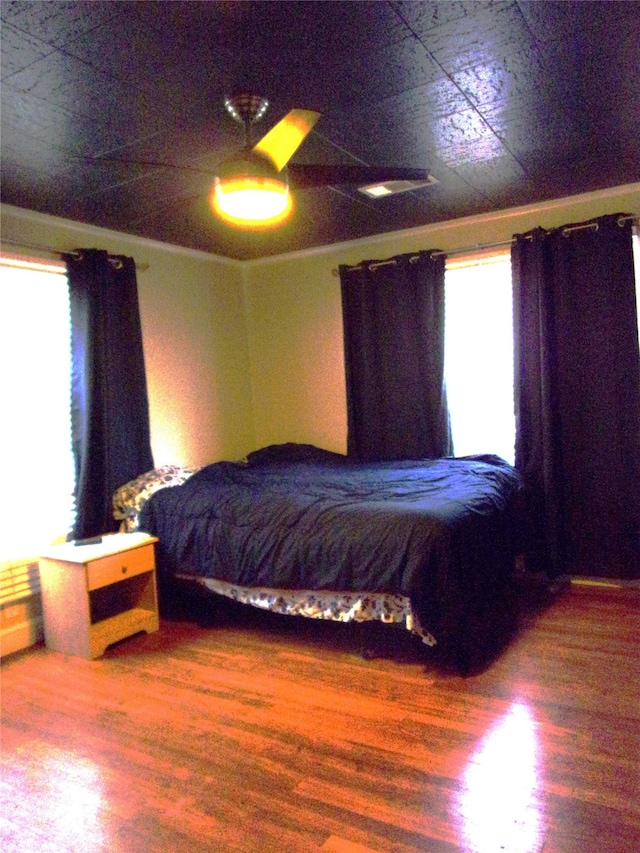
211, 148, 292, 227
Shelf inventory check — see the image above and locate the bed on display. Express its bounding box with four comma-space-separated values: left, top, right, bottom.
113, 444, 524, 672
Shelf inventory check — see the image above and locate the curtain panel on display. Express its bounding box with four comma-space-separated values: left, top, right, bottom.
512, 214, 640, 579
65, 249, 154, 539
340, 250, 451, 462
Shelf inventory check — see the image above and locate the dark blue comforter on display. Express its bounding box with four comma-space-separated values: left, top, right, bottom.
140, 444, 524, 656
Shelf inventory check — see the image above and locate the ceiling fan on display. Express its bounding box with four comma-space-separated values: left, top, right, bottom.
88, 94, 437, 228
209, 93, 437, 227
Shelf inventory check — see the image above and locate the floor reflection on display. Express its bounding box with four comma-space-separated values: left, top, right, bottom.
452, 701, 546, 853
39, 752, 106, 850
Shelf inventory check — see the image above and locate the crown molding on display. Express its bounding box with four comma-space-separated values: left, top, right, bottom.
3, 181, 638, 271
0, 204, 242, 268
242, 182, 640, 270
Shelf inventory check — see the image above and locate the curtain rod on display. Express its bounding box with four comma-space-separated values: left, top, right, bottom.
332, 213, 637, 276
0, 239, 149, 271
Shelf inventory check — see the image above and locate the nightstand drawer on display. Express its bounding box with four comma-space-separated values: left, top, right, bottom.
87, 544, 154, 591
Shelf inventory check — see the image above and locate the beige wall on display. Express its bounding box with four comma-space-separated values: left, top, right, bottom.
242, 183, 640, 453
241, 254, 348, 453
1, 204, 255, 468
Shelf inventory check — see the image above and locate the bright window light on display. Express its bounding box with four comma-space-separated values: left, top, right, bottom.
634, 229, 640, 350
444, 253, 515, 464
0, 259, 75, 560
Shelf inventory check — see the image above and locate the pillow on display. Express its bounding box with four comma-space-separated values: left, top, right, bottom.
112, 465, 200, 531
245, 443, 346, 467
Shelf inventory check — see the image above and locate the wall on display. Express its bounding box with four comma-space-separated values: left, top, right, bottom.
1, 204, 255, 468
242, 252, 348, 453
242, 182, 640, 453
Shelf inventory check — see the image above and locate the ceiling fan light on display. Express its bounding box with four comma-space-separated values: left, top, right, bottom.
211, 150, 293, 227
361, 184, 393, 197
359, 176, 439, 198
212, 176, 292, 226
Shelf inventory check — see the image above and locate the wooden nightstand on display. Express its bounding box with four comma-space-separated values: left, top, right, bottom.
38, 533, 159, 659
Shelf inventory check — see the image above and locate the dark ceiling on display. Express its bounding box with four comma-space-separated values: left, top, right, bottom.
2, 1, 639, 261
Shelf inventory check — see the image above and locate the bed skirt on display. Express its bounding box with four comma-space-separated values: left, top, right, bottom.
176, 574, 437, 646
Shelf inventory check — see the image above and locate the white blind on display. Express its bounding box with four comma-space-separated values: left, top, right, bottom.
0, 258, 75, 561
0, 559, 41, 605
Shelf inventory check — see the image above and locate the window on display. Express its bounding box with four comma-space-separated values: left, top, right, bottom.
0, 257, 75, 560
634, 228, 640, 350
444, 230, 640, 465
444, 252, 515, 464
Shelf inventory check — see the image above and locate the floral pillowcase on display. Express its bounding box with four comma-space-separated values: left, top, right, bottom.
112, 465, 199, 531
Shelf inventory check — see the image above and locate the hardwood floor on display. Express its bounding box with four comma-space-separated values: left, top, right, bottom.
1, 582, 639, 853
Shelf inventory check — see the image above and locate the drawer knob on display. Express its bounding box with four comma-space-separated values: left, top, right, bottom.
121, 566, 128, 575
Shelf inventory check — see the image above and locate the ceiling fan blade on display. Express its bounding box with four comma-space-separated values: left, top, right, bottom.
73, 154, 219, 175
73, 154, 435, 195
288, 163, 433, 189
253, 109, 321, 172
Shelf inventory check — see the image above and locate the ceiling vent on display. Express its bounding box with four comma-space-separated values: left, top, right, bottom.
358, 175, 439, 198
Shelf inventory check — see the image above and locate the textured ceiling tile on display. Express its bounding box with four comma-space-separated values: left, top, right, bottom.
360, 83, 505, 172
6, 50, 114, 112
0, 83, 85, 153
480, 100, 580, 163
89, 166, 211, 217
55, 7, 233, 118
454, 152, 528, 194
9, 50, 127, 113
433, 108, 509, 168
576, 12, 640, 121
448, 40, 550, 113
0, 0, 119, 48
392, 1, 508, 34
419, 1, 532, 76
0, 125, 68, 178
329, 35, 443, 109
1, 0, 638, 260
515, 0, 580, 44
328, 75, 470, 164
129, 0, 411, 98
241, 0, 413, 55
0, 21, 56, 79
99, 124, 236, 177
380, 76, 472, 125
4, 52, 171, 155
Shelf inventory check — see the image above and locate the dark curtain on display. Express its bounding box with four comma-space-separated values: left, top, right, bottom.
512, 214, 640, 579
340, 250, 451, 461
64, 249, 154, 539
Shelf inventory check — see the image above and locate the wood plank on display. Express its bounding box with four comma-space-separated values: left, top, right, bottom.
1, 585, 639, 852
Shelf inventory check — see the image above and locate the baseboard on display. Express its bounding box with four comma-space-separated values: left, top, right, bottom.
570, 576, 640, 590
0, 617, 44, 658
